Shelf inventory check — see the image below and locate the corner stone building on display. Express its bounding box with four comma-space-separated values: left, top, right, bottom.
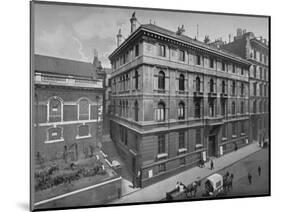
222, 30, 269, 145
33, 55, 104, 161
108, 18, 252, 187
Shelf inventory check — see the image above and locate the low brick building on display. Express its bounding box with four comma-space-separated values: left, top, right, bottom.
33, 54, 104, 161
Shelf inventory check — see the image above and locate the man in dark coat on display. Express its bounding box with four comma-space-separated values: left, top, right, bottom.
248, 173, 252, 185
258, 166, 261, 176
210, 159, 214, 170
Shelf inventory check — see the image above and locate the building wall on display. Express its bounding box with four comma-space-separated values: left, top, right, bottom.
109, 30, 251, 186
34, 86, 103, 160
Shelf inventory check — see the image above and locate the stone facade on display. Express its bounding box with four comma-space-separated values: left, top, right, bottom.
108, 20, 252, 187
222, 30, 269, 145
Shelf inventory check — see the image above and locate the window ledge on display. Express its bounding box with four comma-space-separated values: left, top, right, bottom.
240, 133, 246, 136
178, 148, 187, 153
195, 144, 203, 149
232, 135, 237, 138
222, 137, 227, 141
45, 138, 64, 144
157, 153, 168, 160
76, 134, 92, 140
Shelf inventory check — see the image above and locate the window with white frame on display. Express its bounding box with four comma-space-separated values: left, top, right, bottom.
46, 127, 63, 143
48, 97, 63, 122
178, 102, 185, 120
156, 102, 165, 121
78, 98, 90, 120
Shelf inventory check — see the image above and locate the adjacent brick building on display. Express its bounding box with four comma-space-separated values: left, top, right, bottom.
222, 29, 269, 145
33, 54, 104, 161
108, 14, 252, 187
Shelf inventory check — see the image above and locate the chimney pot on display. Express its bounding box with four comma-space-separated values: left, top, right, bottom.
130, 12, 137, 34
117, 29, 122, 47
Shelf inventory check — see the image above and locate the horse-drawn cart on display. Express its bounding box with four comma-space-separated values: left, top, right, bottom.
204, 173, 225, 197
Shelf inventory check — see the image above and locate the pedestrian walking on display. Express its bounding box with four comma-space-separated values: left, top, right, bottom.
210, 159, 214, 170
258, 166, 261, 176
248, 173, 252, 185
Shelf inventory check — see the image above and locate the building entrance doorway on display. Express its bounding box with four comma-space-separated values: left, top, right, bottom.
208, 135, 216, 157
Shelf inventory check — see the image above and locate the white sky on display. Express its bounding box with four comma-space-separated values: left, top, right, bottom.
34, 3, 269, 68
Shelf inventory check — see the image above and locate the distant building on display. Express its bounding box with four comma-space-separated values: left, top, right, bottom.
108, 13, 251, 187
222, 29, 269, 145
33, 54, 104, 161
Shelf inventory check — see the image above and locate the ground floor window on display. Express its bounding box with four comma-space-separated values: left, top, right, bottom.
178, 132, 185, 149
196, 128, 201, 145
78, 124, 90, 137
158, 134, 166, 154
46, 127, 63, 143
159, 163, 166, 173
179, 157, 186, 166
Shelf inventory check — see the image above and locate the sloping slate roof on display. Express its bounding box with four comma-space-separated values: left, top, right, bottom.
141, 24, 248, 63
34, 54, 95, 78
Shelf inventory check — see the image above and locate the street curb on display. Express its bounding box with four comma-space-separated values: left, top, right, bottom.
114, 144, 265, 202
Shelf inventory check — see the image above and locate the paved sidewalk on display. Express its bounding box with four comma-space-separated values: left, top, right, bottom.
110, 142, 262, 204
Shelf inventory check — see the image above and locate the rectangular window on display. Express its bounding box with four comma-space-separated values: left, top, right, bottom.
158, 135, 166, 154
260, 53, 263, 62
196, 55, 201, 65
259, 67, 263, 80
253, 65, 257, 78
232, 64, 235, 73
179, 50, 185, 61
159, 163, 166, 173
222, 62, 226, 71
253, 83, 257, 96
232, 122, 237, 136
254, 50, 257, 59
159, 44, 166, 57
210, 58, 214, 68
135, 44, 139, 57
196, 128, 201, 145
222, 125, 227, 138
179, 157, 186, 165
179, 132, 185, 149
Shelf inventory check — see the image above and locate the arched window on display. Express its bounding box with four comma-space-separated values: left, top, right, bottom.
179, 74, 185, 91
195, 101, 201, 118
240, 101, 244, 114
232, 101, 236, 115
210, 78, 214, 93
78, 98, 90, 120
156, 102, 165, 121
46, 127, 63, 143
48, 96, 63, 122
134, 101, 139, 121
158, 71, 165, 90
209, 100, 215, 117
196, 76, 201, 92
135, 70, 139, 89
222, 80, 226, 94
178, 102, 185, 119
259, 101, 263, 113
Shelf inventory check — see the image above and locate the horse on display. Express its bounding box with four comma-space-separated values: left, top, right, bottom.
184, 180, 201, 197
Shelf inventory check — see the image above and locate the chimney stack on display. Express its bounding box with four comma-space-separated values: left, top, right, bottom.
117, 29, 122, 47
228, 34, 231, 43
237, 28, 242, 37
130, 12, 137, 34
